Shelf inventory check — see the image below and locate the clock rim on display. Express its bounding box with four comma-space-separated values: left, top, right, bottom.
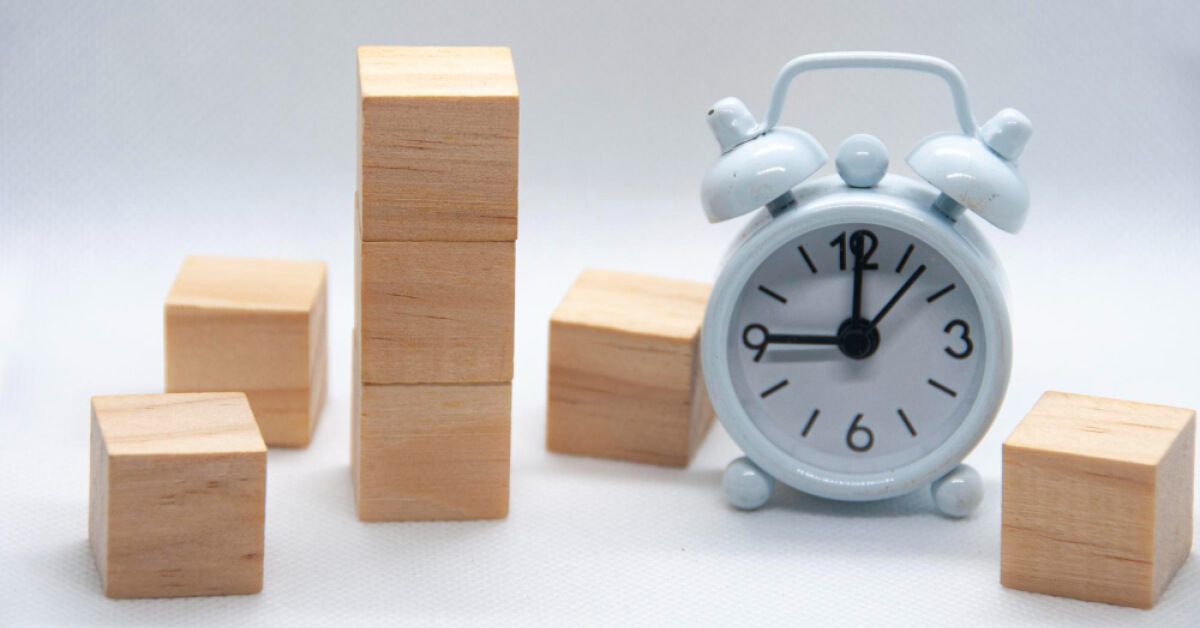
702, 191, 1012, 502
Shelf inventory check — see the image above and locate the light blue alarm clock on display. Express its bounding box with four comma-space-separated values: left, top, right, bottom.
699, 52, 1031, 517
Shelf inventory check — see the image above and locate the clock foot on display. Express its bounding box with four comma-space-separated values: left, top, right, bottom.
931, 464, 983, 518
723, 457, 775, 510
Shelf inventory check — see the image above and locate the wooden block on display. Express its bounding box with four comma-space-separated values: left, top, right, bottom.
353, 380, 511, 521
547, 269, 715, 467
359, 240, 513, 384
165, 256, 327, 447
1001, 391, 1195, 608
358, 46, 518, 242
89, 393, 266, 598
351, 325, 362, 502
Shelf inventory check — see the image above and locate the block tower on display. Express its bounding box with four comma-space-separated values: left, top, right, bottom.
353, 47, 518, 521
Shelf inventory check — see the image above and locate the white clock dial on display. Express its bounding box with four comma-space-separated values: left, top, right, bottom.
728, 222, 985, 475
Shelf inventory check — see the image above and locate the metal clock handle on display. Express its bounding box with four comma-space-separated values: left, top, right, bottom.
761, 52, 978, 135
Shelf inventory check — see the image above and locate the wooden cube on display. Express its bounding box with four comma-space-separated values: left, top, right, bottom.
547, 269, 715, 467
353, 378, 511, 522
89, 393, 266, 598
1001, 391, 1195, 608
359, 240, 514, 384
165, 256, 327, 447
358, 46, 518, 242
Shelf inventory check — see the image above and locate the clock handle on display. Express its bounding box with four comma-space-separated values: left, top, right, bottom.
759, 51, 1032, 234
761, 52, 978, 135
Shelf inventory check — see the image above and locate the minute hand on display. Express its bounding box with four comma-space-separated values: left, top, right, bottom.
868, 264, 926, 328
767, 333, 840, 345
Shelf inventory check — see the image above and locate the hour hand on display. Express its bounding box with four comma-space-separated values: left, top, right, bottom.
743, 323, 839, 362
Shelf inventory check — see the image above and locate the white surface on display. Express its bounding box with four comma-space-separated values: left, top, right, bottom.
2, 1, 1199, 625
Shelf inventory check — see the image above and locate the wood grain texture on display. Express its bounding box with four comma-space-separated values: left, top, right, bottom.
358, 46, 518, 242
352, 326, 362, 505
165, 256, 327, 447
89, 393, 266, 598
1001, 391, 1195, 608
547, 270, 714, 467
353, 381, 511, 522
359, 240, 514, 384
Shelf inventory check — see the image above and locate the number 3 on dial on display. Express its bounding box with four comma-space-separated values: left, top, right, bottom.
943, 319, 973, 359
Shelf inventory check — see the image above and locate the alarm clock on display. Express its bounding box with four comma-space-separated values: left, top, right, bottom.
699, 52, 1031, 517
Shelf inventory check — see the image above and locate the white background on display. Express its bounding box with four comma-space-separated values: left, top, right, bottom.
2, 1, 1198, 625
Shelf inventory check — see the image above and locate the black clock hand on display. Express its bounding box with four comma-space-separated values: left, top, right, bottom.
868, 264, 927, 328
851, 233, 865, 322
743, 324, 839, 361
767, 333, 840, 345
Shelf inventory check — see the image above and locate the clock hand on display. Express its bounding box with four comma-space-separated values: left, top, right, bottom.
743, 323, 839, 361
767, 333, 840, 345
868, 264, 927, 328
851, 233, 866, 322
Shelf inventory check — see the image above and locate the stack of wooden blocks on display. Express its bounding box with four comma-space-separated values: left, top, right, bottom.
352, 46, 519, 521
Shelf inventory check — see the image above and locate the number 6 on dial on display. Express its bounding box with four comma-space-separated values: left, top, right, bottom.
845, 415, 874, 453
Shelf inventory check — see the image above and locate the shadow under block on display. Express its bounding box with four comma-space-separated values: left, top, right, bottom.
89, 393, 267, 598
352, 378, 511, 522
165, 256, 328, 447
359, 240, 514, 384
547, 269, 715, 467
358, 46, 518, 242
1001, 391, 1196, 609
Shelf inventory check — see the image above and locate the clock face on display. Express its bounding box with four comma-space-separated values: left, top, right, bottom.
728, 222, 986, 475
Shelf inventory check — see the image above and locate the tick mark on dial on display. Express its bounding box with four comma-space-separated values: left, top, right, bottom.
895, 244, 914, 273
758, 285, 787, 304
760, 379, 789, 399
927, 378, 958, 397
798, 245, 818, 274
897, 408, 917, 436
926, 283, 956, 303
802, 409, 820, 437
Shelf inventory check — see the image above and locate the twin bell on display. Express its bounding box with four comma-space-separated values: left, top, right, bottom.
700, 53, 1032, 234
